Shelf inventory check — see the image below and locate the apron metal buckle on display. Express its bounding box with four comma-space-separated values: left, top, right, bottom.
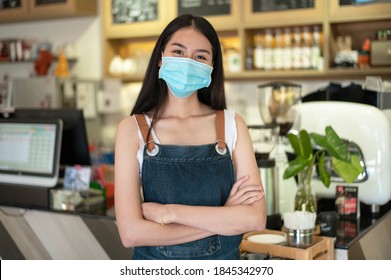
215, 143, 227, 155
146, 141, 159, 156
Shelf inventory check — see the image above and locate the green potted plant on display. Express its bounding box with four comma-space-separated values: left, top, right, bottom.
283, 125, 364, 212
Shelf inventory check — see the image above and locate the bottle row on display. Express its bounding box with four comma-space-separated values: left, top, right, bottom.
248, 25, 323, 71
0, 38, 77, 62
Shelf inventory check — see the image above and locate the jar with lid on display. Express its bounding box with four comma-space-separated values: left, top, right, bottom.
226, 48, 241, 73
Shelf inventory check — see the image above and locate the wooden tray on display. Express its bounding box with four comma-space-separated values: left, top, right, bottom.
240, 229, 334, 260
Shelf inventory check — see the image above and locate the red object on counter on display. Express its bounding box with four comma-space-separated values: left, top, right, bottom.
362, 38, 371, 52
94, 164, 115, 209
34, 49, 53, 76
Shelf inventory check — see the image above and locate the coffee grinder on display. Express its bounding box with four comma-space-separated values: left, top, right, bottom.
252, 81, 301, 230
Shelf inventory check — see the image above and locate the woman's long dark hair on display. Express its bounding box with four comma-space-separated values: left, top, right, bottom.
131, 14, 226, 125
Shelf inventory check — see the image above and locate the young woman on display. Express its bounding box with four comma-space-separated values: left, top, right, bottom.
115, 14, 266, 260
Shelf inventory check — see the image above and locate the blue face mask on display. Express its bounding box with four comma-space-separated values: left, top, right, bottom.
159, 56, 213, 98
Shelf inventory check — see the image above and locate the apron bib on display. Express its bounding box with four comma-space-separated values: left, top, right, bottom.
132, 111, 242, 260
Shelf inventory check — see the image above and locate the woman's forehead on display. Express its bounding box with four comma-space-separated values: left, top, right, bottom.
167, 27, 212, 51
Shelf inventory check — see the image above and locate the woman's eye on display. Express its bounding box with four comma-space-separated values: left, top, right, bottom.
172, 49, 183, 55
195, 55, 206, 61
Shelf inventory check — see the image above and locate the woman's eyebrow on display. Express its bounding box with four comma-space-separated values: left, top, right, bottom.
170, 42, 211, 55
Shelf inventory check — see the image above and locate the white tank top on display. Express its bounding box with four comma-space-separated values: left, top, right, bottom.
135, 109, 237, 174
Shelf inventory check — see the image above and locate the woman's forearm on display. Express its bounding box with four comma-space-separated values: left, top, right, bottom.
164, 202, 266, 236
140, 178, 266, 237
119, 217, 215, 248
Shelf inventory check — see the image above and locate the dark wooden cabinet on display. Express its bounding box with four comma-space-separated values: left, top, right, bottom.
0, 0, 96, 23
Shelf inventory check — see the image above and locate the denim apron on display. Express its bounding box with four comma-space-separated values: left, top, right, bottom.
132, 111, 243, 260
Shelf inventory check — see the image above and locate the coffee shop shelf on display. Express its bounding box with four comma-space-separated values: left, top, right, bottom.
240, 230, 335, 260
0, 58, 78, 65
224, 68, 391, 81
102, 0, 391, 83
108, 67, 391, 83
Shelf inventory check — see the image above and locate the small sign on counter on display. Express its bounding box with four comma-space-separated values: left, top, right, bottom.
335, 185, 359, 219
64, 165, 91, 191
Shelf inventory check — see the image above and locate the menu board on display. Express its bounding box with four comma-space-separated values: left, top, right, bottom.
0, 0, 21, 9
339, 0, 353, 5
252, 0, 315, 12
177, 0, 231, 17
112, 0, 158, 23
340, 0, 391, 5
35, 0, 67, 5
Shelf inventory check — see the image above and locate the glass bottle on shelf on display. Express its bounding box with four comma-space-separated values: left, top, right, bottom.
292, 27, 302, 69
246, 46, 254, 70
273, 28, 283, 70
311, 25, 321, 70
282, 27, 292, 70
264, 28, 274, 70
253, 32, 264, 70
226, 48, 241, 73
301, 26, 312, 69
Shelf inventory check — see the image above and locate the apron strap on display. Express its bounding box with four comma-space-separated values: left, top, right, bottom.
215, 110, 227, 152
135, 111, 226, 153
134, 114, 156, 153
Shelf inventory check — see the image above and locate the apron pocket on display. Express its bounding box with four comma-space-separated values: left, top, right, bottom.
156, 235, 221, 259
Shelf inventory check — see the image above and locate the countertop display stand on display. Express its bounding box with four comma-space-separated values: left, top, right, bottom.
240, 229, 335, 260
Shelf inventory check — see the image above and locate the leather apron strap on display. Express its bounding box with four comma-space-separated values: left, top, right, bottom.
134, 114, 156, 153
135, 110, 227, 153
215, 110, 227, 153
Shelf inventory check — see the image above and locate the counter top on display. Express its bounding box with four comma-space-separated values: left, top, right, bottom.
1, 183, 390, 259
0, 182, 112, 218
317, 198, 391, 251
0, 205, 129, 260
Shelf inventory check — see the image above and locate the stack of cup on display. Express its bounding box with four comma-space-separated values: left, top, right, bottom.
283, 211, 317, 248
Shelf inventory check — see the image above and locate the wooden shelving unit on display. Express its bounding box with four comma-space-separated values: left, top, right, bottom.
101, 0, 391, 82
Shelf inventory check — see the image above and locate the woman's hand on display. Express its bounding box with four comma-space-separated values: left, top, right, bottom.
225, 175, 264, 206
142, 202, 167, 225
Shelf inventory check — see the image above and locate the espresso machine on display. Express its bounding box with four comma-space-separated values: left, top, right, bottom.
297, 101, 391, 215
